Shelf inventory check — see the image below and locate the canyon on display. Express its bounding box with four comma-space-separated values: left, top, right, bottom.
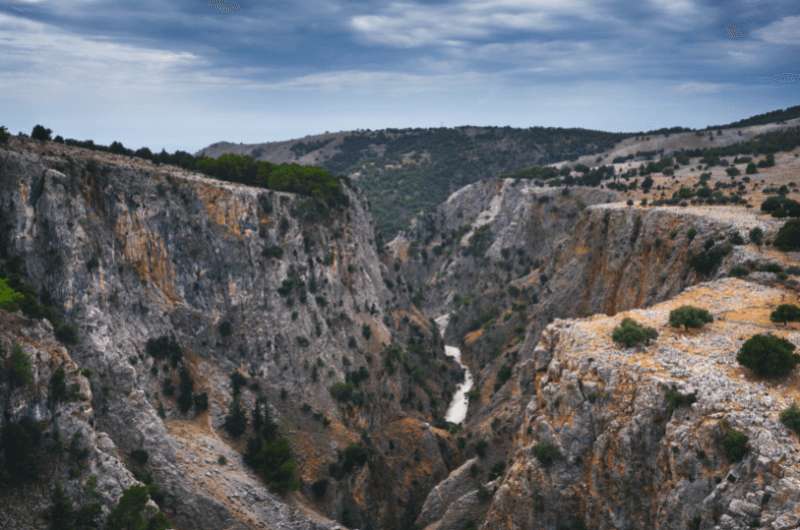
2, 120, 800, 530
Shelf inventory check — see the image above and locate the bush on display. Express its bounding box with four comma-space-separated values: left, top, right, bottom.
245, 399, 299, 493
669, 306, 713, 331
0, 277, 23, 310
224, 397, 247, 438
749, 227, 764, 245
361, 324, 372, 340
665, 386, 696, 415
145, 336, 182, 367
4, 343, 33, 389
612, 318, 658, 348
48, 482, 102, 530
690, 243, 731, 275
329, 382, 356, 402
262, 245, 284, 259
771, 304, 800, 325
193, 392, 209, 412
48, 366, 68, 407
219, 321, 233, 337
532, 442, 561, 467
106, 485, 169, 530
311, 478, 328, 499
0, 126, 10, 144
720, 425, 749, 462
31, 124, 53, 141
780, 403, 800, 435
177, 367, 194, 414
1, 416, 43, 483
775, 220, 800, 251
736, 334, 799, 378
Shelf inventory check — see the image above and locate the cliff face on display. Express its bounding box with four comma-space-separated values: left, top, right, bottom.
0, 138, 456, 530
398, 178, 796, 530
483, 279, 800, 530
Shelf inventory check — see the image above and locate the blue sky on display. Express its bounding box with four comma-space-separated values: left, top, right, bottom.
1, 0, 798, 151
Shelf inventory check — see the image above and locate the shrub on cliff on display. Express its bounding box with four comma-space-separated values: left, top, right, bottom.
612, 318, 658, 348
0, 126, 9, 144
770, 304, 800, 326
774, 220, 800, 251
106, 485, 170, 530
145, 335, 182, 367
224, 397, 247, 438
780, 403, 800, 435
0, 277, 24, 311
245, 399, 299, 493
31, 124, 52, 141
719, 424, 749, 462
533, 441, 561, 467
749, 227, 764, 245
669, 306, 713, 330
690, 243, 731, 276
736, 334, 799, 378
4, 343, 33, 389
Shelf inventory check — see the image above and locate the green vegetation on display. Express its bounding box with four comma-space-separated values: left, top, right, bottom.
612, 318, 658, 348
761, 196, 800, 218
48, 482, 102, 530
145, 336, 182, 367
105, 485, 170, 530
749, 227, 764, 245
224, 397, 247, 438
774, 220, 800, 251
690, 242, 731, 276
532, 441, 562, 467
244, 398, 299, 493
177, 367, 194, 414
329, 443, 369, 479
0, 277, 23, 310
665, 386, 697, 416
780, 403, 800, 435
3, 343, 33, 389
31, 124, 52, 141
736, 334, 799, 378
0, 125, 10, 144
770, 304, 800, 326
0, 416, 43, 484
719, 424, 749, 462
669, 306, 713, 330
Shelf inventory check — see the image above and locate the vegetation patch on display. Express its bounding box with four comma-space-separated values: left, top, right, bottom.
669, 306, 713, 330
612, 318, 658, 348
736, 334, 799, 378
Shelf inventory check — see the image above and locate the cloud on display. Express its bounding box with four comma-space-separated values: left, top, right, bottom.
673, 81, 726, 94
754, 15, 800, 46
349, 0, 598, 48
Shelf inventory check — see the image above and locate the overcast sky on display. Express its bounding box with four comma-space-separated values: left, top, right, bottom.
1, 0, 798, 151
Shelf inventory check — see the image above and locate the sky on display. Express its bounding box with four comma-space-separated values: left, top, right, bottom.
0, 0, 798, 152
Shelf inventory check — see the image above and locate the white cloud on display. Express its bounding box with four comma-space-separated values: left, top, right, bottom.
754, 16, 800, 46
349, 0, 598, 48
673, 81, 726, 94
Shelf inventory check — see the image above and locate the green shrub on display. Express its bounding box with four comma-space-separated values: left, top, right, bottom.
736, 334, 799, 378
780, 403, 800, 435
262, 245, 284, 259
719, 425, 749, 462
48, 366, 69, 407
245, 399, 299, 493
0, 277, 23, 310
1, 416, 43, 483
106, 485, 169, 530
177, 367, 194, 414
145, 336, 182, 367
361, 324, 372, 340
729, 265, 749, 278
749, 227, 764, 245
224, 397, 247, 438
669, 306, 713, 330
130, 449, 149, 466
665, 386, 696, 415
533, 442, 561, 467
771, 304, 800, 326
612, 318, 658, 348
4, 343, 33, 389
193, 392, 209, 412
48, 483, 102, 530
774, 220, 800, 251
0, 126, 10, 144
219, 321, 233, 337
329, 382, 358, 403
31, 124, 52, 141
690, 243, 731, 276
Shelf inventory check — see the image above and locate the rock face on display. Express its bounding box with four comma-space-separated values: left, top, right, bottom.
0, 138, 456, 529
483, 279, 800, 530
398, 177, 797, 530
0, 310, 136, 528
3, 136, 800, 530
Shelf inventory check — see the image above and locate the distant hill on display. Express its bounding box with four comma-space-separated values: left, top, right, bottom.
199, 106, 799, 237
200, 126, 629, 237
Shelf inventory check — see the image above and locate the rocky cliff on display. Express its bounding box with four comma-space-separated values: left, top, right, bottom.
0, 137, 458, 529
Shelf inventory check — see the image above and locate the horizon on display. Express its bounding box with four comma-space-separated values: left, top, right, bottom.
2, 1, 799, 152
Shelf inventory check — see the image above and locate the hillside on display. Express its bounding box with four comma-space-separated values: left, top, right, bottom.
200, 126, 630, 237
2, 110, 800, 530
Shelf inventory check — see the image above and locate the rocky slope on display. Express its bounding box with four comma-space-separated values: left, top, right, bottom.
394, 173, 799, 529
0, 137, 458, 530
